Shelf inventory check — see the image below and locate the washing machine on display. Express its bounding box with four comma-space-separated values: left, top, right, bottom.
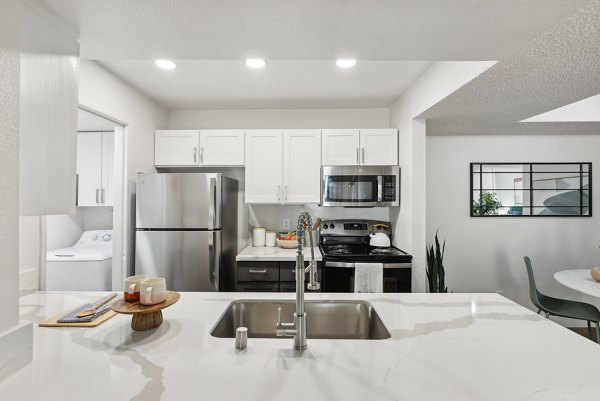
46, 230, 113, 291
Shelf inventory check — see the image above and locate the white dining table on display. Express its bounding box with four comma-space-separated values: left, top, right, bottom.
554, 269, 600, 298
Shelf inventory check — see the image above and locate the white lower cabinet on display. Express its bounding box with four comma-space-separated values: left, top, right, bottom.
245, 129, 321, 204
76, 131, 114, 207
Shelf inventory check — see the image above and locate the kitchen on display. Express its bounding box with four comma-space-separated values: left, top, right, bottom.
3, 1, 600, 400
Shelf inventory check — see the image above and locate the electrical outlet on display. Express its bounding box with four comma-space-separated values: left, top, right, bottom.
282, 218, 291, 231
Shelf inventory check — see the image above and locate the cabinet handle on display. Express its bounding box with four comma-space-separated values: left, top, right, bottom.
249, 269, 267, 274
361, 148, 365, 164
200, 147, 204, 164
277, 185, 281, 201
193, 147, 198, 164
356, 148, 359, 164
101, 189, 106, 204
95, 189, 101, 204
284, 185, 288, 201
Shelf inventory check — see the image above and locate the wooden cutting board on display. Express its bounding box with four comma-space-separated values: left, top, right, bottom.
39, 296, 118, 328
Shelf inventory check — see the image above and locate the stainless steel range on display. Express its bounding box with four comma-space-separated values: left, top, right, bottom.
319, 219, 412, 292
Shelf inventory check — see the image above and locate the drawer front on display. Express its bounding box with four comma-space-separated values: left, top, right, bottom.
280, 282, 322, 293
280, 262, 322, 282
237, 262, 279, 282
236, 282, 280, 292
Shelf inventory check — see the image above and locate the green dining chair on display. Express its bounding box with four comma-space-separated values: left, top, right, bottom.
524, 256, 600, 343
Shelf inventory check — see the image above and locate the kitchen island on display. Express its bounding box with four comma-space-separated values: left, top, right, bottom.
3, 292, 600, 401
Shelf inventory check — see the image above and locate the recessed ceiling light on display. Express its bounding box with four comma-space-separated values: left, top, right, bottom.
154, 59, 177, 70
245, 58, 267, 69
336, 59, 357, 68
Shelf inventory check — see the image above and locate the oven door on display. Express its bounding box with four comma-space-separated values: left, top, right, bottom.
323, 262, 411, 293
321, 166, 399, 207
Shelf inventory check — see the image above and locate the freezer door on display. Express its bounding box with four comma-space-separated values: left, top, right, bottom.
136, 173, 221, 229
135, 230, 221, 292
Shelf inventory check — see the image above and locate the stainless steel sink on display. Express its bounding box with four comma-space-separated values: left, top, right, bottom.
210, 299, 391, 340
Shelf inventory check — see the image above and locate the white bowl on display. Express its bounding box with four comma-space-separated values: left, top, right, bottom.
277, 239, 299, 249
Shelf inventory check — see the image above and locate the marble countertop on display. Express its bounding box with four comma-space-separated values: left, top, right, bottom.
236, 245, 322, 261
3, 292, 600, 401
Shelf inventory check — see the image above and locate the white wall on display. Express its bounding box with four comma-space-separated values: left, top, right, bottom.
46, 207, 113, 251
19, 1, 79, 216
79, 60, 169, 283
169, 108, 390, 129
389, 61, 496, 292
427, 134, 600, 323
19, 217, 42, 292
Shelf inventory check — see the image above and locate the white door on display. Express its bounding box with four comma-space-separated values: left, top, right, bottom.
76, 132, 102, 206
245, 130, 283, 204
359, 129, 398, 166
199, 130, 244, 166
101, 132, 114, 206
321, 129, 360, 166
155, 130, 200, 166
283, 130, 321, 203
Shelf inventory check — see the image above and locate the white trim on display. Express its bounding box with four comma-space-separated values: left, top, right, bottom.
76, 103, 130, 290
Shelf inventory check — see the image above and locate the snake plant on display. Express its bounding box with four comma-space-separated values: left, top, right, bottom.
426, 230, 448, 293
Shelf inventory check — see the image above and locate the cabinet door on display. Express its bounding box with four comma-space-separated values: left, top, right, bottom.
76, 132, 102, 206
245, 130, 283, 203
359, 129, 398, 166
283, 130, 321, 203
155, 130, 200, 166
101, 132, 114, 206
321, 129, 360, 165
199, 130, 245, 166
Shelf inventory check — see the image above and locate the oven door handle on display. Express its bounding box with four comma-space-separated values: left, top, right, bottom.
325, 261, 412, 269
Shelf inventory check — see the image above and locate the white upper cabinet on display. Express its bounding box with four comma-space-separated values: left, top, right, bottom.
199, 130, 244, 166
245, 130, 284, 203
322, 128, 398, 166
283, 130, 322, 203
359, 129, 398, 166
321, 129, 360, 166
76, 132, 114, 207
155, 130, 200, 167
155, 130, 245, 167
245, 130, 322, 204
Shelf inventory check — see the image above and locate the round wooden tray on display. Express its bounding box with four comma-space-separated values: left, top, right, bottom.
112, 291, 180, 331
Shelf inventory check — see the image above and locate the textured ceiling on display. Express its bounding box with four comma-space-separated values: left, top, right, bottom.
420, 1, 600, 135
99, 60, 432, 109
37, 0, 590, 60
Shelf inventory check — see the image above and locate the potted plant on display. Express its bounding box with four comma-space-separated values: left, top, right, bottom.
472, 191, 502, 215
426, 230, 448, 293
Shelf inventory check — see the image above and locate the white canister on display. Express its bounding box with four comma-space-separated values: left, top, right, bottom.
265, 231, 276, 247
252, 227, 266, 247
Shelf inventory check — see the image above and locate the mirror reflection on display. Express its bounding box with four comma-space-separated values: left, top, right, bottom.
471, 163, 591, 217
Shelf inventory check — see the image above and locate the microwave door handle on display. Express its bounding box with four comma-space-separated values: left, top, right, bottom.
377, 176, 383, 202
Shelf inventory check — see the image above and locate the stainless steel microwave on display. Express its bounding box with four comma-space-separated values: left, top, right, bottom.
321, 166, 400, 207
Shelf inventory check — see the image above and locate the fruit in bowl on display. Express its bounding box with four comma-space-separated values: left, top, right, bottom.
277, 231, 299, 248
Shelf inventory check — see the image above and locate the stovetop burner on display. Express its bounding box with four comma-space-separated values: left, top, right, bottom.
370, 247, 403, 256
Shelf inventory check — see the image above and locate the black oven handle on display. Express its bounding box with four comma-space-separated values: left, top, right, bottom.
325, 261, 412, 269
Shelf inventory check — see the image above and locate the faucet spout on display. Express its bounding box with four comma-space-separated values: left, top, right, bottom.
275, 211, 320, 350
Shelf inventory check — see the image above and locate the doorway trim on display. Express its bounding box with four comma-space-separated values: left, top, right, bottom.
78, 103, 129, 291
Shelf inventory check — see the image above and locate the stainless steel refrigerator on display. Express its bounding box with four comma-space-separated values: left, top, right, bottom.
134, 173, 238, 291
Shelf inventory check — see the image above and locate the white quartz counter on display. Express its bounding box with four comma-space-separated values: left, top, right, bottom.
3, 292, 600, 401
236, 245, 322, 261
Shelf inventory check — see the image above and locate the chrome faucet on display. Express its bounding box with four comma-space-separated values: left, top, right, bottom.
276, 212, 320, 350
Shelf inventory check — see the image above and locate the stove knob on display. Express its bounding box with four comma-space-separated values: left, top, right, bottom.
329, 223, 335, 229
322, 224, 328, 229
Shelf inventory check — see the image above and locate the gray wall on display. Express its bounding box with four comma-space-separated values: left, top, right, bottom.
427, 134, 600, 325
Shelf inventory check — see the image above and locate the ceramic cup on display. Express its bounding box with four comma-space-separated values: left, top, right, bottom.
124, 275, 148, 302
140, 277, 167, 305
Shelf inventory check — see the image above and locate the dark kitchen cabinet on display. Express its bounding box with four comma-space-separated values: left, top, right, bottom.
236, 261, 322, 292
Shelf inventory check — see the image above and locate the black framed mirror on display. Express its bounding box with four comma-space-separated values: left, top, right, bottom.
470, 163, 592, 217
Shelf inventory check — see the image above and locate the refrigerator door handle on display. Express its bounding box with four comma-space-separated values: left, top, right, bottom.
209, 177, 217, 228
208, 231, 220, 290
